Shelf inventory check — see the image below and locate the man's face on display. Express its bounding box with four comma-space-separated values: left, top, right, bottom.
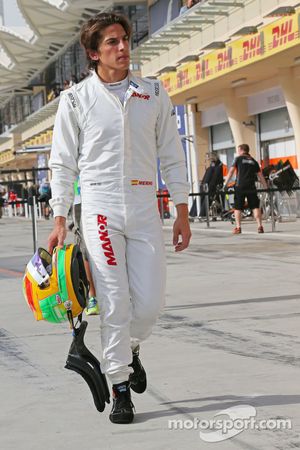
237, 147, 243, 156
89, 24, 130, 72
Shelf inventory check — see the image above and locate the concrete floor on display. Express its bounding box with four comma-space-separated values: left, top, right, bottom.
0, 216, 299, 450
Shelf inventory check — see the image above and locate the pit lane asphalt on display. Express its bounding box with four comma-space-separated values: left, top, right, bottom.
0, 216, 299, 450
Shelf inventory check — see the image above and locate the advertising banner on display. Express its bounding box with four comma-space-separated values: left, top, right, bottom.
160, 13, 300, 95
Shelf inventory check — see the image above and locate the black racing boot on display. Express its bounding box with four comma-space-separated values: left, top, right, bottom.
129, 346, 147, 394
109, 381, 134, 424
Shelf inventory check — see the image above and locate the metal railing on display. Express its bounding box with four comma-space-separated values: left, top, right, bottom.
1, 185, 300, 252
0, 196, 50, 252
158, 185, 300, 232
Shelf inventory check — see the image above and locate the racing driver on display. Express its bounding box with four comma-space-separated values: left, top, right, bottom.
48, 12, 191, 424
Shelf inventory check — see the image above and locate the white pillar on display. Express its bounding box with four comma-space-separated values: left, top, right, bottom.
187, 104, 201, 214
223, 90, 256, 155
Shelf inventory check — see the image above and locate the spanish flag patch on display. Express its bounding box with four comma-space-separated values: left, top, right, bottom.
131, 180, 153, 186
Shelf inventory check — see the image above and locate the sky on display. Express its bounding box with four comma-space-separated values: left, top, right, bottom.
2, 0, 28, 26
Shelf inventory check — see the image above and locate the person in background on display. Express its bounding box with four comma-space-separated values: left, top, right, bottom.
199, 152, 224, 217
38, 180, 51, 219
53, 85, 61, 97
180, 0, 200, 15
8, 190, 17, 216
79, 71, 88, 81
0, 182, 6, 219
224, 144, 268, 234
69, 75, 78, 87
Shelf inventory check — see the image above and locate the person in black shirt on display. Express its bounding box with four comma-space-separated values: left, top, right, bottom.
224, 144, 267, 234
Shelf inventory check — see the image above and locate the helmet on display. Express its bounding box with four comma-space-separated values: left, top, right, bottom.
23, 244, 88, 323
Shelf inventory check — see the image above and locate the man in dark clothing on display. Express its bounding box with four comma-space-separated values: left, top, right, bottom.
198, 152, 224, 217
38, 181, 51, 219
0, 183, 6, 219
224, 144, 267, 234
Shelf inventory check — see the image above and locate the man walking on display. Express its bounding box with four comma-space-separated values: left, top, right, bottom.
48, 12, 191, 424
224, 144, 268, 234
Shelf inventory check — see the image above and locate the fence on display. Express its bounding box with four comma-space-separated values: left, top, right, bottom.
1, 186, 300, 252
158, 185, 300, 232
1, 197, 46, 220
0, 196, 47, 253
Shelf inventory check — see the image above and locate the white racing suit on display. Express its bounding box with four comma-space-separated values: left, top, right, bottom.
49, 70, 189, 384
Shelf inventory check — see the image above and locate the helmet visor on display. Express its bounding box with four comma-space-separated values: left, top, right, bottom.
27, 248, 52, 287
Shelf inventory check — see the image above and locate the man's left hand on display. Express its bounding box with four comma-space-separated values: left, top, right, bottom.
173, 204, 191, 252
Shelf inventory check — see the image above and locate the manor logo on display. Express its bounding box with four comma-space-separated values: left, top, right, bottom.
97, 215, 117, 266
132, 92, 150, 100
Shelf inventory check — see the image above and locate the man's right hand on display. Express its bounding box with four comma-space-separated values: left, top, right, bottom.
48, 216, 67, 254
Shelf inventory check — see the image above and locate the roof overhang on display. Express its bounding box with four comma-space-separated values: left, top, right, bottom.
131, 0, 246, 65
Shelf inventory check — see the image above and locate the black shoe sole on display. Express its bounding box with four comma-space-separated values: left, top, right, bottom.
109, 412, 134, 424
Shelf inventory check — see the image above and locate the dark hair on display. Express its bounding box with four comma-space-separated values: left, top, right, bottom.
238, 144, 250, 154
80, 13, 132, 70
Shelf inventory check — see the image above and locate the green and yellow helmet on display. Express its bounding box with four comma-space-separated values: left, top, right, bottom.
23, 244, 88, 324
